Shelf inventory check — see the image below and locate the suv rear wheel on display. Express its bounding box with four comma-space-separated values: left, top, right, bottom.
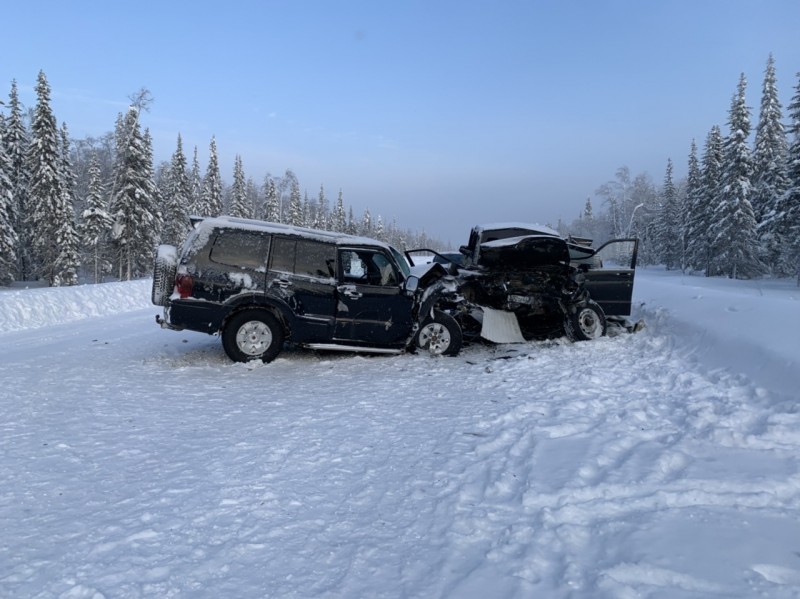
222, 309, 285, 363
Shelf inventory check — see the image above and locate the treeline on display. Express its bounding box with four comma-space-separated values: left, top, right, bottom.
0, 72, 443, 287
564, 55, 800, 281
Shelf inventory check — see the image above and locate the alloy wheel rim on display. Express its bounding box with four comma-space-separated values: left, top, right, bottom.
236, 321, 273, 356
420, 322, 451, 354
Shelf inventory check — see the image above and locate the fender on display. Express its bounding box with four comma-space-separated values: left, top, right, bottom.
416, 279, 456, 324
221, 292, 296, 333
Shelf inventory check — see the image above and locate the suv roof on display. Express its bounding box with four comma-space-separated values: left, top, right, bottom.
191, 216, 392, 250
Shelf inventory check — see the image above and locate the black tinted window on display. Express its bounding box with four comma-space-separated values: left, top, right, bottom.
270, 237, 296, 273
209, 230, 270, 269
295, 240, 336, 278
269, 237, 336, 278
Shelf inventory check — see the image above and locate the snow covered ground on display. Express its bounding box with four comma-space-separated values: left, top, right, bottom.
1, 269, 799, 598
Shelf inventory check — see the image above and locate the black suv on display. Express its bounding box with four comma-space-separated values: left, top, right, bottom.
152, 216, 463, 362
409, 223, 639, 343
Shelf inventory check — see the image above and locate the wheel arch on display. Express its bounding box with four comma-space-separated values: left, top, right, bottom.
221, 295, 294, 339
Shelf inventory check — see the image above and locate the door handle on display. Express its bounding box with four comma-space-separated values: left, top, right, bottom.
338, 285, 362, 299
275, 278, 293, 288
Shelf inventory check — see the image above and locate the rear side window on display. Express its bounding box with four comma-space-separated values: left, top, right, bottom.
296, 240, 336, 278
270, 237, 335, 279
209, 230, 271, 270
270, 237, 295, 273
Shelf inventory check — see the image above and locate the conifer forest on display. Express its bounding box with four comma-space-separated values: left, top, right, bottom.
1, 54, 799, 287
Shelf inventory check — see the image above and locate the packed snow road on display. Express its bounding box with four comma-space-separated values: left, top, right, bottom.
1, 272, 799, 598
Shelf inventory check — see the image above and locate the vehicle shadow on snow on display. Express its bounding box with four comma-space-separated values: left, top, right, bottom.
150, 332, 628, 371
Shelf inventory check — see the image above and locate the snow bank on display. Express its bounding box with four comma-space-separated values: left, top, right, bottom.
632, 269, 800, 398
0, 279, 152, 333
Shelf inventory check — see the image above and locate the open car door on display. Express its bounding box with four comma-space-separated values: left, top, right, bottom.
580, 239, 639, 316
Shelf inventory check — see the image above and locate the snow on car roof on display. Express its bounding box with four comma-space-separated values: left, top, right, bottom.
195, 216, 393, 249
481, 234, 566, 248
472, 222, 560, 238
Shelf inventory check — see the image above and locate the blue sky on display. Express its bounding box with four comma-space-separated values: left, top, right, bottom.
3, 0, 799, 245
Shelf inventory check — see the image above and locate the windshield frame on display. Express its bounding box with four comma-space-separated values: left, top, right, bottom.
389, 245, 412, 279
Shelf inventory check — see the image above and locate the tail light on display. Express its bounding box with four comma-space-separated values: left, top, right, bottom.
175, 273, 194, 298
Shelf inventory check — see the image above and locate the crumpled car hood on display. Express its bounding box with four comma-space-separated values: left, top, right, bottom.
409, 261, 450, 287
478, 234, 571, 269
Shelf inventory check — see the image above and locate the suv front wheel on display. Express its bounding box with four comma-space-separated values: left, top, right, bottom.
414, 310, 463, 356
222, 309, 285, 363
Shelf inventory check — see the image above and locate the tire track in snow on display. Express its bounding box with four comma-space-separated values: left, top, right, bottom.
430, 333, 800, 597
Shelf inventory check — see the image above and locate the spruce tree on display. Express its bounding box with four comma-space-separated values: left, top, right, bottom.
656, 159, 681, 269
27, 71, 63, 284
313, 184, 328, 230
360, 207, 372, 237
109, 106, 160, 280
688, 126, 724, 275
0, 131, 17, 285
780, 71, 800, 281
3, 80, 29, 279
80, 152, 113, 283
287, 177, 303, 226
713, 74, 761, 278
246, 177, 259, 218
229, 154, 249, 218
263, 176, 280, 222
142, 128, 163, 240
189, 146, 203, 216
53, 123, 81, 286
375, 215, 385, 241
683, 140, 702, 271
751, 54, 789, 224
572, 198, 595, 241
751, 55, 791, 274
200, 136, 222, 216
332, 190, 346, 233
161, 134, 191, 245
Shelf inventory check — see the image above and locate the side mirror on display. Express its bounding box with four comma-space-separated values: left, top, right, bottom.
404, 275, 419, 294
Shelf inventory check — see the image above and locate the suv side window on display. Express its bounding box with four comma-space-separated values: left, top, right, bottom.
209, 230, 270, 270
340, 249, 398, 286
296, 240, 336, 278
270, 237, 295, 274
270, 237, 336, 279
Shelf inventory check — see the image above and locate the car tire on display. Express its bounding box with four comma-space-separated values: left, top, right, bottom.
222, 309, 285, 363
415, 310, 463, 356
565, 300, 607, 341
152, 245, 177, 306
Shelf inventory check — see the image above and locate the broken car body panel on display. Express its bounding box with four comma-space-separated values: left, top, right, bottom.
410, 223, 640, 343
461, 224, 639, 318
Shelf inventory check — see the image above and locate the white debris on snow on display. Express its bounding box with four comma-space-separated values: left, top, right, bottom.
0, 269, 798, 598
